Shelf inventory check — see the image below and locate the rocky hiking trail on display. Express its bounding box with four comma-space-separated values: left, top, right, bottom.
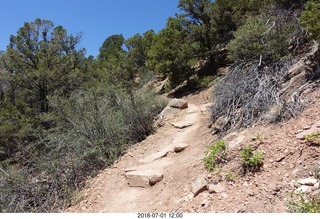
67, 87, 320, 213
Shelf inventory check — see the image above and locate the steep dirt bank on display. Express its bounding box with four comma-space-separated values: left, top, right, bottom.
67, 85, 320, 213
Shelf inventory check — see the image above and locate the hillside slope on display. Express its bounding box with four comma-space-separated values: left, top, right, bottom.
66, 84, 320, 213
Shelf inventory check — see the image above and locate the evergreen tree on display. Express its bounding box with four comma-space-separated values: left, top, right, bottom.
3, 18, 85, 114
300, 0, 320, 41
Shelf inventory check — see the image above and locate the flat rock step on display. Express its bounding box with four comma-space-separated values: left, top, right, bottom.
172, 121, 193, 129
139, 149, 171, 163
125, 169, 164, 188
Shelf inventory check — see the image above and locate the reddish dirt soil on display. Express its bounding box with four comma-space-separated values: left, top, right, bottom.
66, 86, 320, 213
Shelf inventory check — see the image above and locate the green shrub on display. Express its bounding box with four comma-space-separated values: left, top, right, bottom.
304, 131, 320, 146
225, 170, 236, 182
252, 134, 265, 142
312, 167, 320, 180
240, 145, 264, 173
195, 75, 218, 89
287, 192, 320, 213
0, 86, 167, 212
204, 140, 227, 171
227, 17, 268, 61
0, 100, 34, 160
300, 0, 320, 42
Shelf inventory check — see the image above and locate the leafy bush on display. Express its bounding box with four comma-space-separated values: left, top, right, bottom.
304, 131, 320, 146
203, 140, 227, 171
240, 145, 264, 173
312, 167, 320, 180
194, 75, 218, 89
225, 170, 236, 182
0, 86, 167, 212
287, 192, 320, 213
300, 0, 320, 42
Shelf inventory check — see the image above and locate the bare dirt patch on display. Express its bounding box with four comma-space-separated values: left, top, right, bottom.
67, 86, 320, 213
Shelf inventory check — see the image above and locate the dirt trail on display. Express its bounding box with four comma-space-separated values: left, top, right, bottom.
67, 89, 214, 212
67, 87, 320, 213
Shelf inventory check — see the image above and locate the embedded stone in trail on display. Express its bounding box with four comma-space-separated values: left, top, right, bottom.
172, 121, 193, 129
208, 183, 226, 194
173, 143, 189, 153
125, 169, 164, 188
138, 149, 171, 163
298, 178, 318, 186
169, 98, 188, 109
158, 106, 180, 120
192, 175, 208, 197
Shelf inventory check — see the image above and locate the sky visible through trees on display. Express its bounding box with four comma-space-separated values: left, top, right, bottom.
0, 0, 180, 56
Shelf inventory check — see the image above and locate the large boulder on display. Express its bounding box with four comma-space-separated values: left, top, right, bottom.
158, 106, 180, 120
125, 169, 164, 188
169, 98, 188, 109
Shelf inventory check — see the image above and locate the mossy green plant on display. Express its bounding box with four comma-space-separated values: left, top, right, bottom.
304, 131, 320, 146
240, 145, 264, 173
203, 140, 227, 171
287, 192, 320, 213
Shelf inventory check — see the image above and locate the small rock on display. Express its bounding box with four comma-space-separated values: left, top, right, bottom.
247, 189, 254, 196
172, 121, 193, 129
192, 175, 208, 197
173, 143, 189, 153
228, 135, 246, 149
208, 183, 226, 194
127, 152, 134, 157
298, 178, 318, 186
315, 121, 320, 128
296, 128, 320, 139
243, 182, 249, 187
169, 98, 188, 109
201, 199, 208, 207
213, 116, 228, 130
289, 180, 296, 189
311, 189, 320, 199
295, 185, 312, 193
312, 182, 320, 191
276, 154, 286, 162
303, 125, 311, 130
139, 149, 169, 163
220, 193, 228, 199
